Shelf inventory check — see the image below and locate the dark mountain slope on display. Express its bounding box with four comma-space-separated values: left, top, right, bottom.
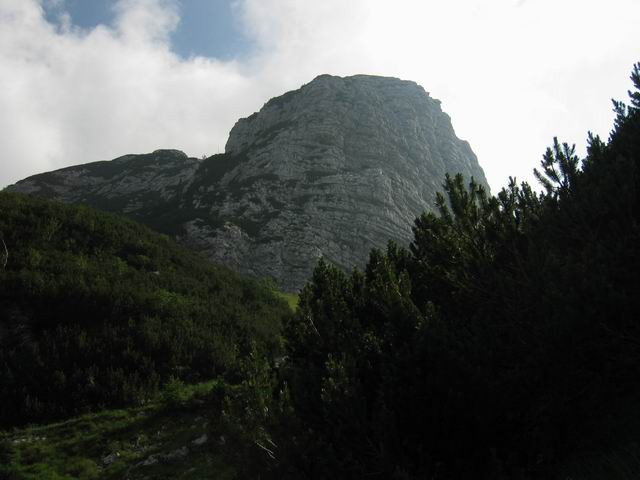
0, 192, 290, 428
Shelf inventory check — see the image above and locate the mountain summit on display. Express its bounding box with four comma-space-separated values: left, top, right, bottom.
7, 74, 488, 290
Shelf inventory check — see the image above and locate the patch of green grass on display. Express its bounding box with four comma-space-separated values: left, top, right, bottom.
0, 380, 235, 480
276, 292, 299, 311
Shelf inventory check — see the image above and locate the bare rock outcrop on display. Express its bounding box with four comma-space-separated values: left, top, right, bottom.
7, 74, 488, 291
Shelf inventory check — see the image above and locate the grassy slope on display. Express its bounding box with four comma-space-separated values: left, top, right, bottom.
0, 382, 235, 480
275, 292, 299, 311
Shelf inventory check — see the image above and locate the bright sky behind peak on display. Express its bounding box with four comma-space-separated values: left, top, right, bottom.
1, 0, 639, 192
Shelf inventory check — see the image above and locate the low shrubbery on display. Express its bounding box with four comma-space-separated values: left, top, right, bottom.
0, 194, 291, 427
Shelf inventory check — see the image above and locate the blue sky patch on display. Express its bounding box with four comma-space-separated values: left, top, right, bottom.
43, 0, 251, 60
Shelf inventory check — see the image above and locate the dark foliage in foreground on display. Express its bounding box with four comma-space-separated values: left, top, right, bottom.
270, 64, 640, 478
0, 194, 290, 428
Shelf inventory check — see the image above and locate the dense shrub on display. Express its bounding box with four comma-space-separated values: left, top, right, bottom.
0, 193, 291, 427
272, 63, 640, 478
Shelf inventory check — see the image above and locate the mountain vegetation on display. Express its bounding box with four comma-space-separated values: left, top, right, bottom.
261, 63, 640, 478
0, 193, 291, 428
1, 63, 639, 479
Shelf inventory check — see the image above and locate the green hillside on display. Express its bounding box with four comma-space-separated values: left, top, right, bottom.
0, 192, 291, 428
0, 381, 225, 480
0, 379, 263, 480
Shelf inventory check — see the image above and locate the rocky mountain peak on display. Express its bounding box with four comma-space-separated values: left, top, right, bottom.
7, 74, 488, 291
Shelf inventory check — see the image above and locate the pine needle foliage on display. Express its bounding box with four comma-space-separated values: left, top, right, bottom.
273, 62, 640, 479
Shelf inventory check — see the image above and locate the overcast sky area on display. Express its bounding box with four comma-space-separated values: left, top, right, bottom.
1, 0, 639, 191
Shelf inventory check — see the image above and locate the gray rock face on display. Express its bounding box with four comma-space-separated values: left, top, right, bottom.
6, 74, 488, 291
8, 149, 199, 223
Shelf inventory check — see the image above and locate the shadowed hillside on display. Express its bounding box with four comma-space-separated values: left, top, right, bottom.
0, 192, 291, 428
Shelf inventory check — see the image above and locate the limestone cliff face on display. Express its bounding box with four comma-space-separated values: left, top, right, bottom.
7, 74, 488, 291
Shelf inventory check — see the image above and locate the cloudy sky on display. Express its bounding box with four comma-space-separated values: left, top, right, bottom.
1, 0, 639, 191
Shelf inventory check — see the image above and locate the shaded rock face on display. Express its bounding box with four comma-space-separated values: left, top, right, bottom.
7, 150, 200, 231
7, 74, 488, 291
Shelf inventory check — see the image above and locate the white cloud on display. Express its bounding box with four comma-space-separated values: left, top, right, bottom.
0, 0, 639, 190
0, 0, 260, 187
